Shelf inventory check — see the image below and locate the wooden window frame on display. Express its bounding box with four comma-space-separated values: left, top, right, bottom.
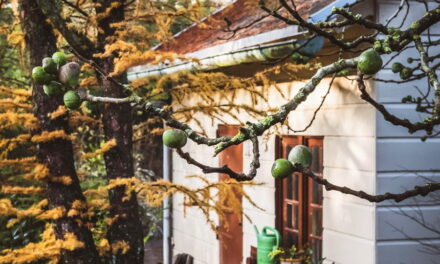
275, 136, 323, 260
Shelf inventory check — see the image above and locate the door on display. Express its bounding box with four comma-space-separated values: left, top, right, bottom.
218, 125, 243, 264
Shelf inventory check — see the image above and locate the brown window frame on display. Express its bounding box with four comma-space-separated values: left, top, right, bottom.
275, 136, 323, 261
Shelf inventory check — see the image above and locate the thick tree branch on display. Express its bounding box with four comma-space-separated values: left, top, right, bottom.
212, 57, 358, 154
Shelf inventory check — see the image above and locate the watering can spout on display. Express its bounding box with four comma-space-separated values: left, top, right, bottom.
253, 225, 259, 235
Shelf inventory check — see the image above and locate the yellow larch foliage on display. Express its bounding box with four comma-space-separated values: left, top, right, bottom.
100, 176, 262, 232
0, 85, 31, 97
81, 138, 117, 160
1, 185, 45, 195
23, 163, 50, 181
31, 130, 75, 143
97, 239, 110, 256
0, 134, 31, 159
49, 105, 68, 120
6, 32, 25, 57
37, 206, 66, 220
0, 99, 32, 110
80, 76, 98, 87
68, 112, 101, 127
67, 200, 87, 218
111, 240, 130, 255
48, 175, 73, 185
0, 156, 36, 168
0, 225, 84, 264
0, 199, 49, 227
0, 112, 38, 131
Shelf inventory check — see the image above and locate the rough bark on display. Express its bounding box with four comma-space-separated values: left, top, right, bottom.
96, 1, 144, 263
19, 1, 100, 263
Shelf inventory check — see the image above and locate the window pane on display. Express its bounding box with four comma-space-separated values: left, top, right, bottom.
311, 209, 323, 236
287, 176, 293, 200
286, 204, 292, 228
286, 173, 298, 200
285, 232, 298, 248
310, 146, 322, 173
311, 238, 322, 263
312, 180, 322, 205
293, 205, 298, 229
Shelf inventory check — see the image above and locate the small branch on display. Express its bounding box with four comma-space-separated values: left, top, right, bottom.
292, 74, 336, 133
175, 136, 261, 181
77, 89, 133, 104
145, 102, 229, 146
357, 74, 440, 133
414, 37, 440, 115
304, 170, 440, 203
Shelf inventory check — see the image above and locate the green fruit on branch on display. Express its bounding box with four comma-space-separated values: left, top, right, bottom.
288, 145, 313, 169
32, 66, 52, 85
59, 62, 80, 88
162, 129, 187, 148
400, 67, 412, 80
43, 81, 63, 96
357, 49, 383, 75
52, 52, 67, 67
391, 62, 403, 73
271, 159, 294, 179
63, 90, 81, 109
42, 57, 58, 74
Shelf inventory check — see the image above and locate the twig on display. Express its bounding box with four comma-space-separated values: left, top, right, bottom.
357, 74, 440, 133
175, 136, 260, 181
304, 169, 440, 203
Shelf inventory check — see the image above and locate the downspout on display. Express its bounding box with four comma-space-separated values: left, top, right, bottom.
163, 145, 172, 264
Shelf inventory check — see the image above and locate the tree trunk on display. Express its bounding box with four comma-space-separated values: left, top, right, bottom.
99, 59, 144, 263
19, 1, 100, 263
96, 1, 144, 263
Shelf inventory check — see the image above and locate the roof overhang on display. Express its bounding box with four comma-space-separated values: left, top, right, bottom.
127, 0, 359, 81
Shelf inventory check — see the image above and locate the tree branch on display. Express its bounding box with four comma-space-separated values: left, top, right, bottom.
175, 136, 260, 181
356, 74, 440, 134
304, 169, 440, 203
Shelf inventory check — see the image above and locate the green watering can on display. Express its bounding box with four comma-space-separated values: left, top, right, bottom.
254, 225, 280, 264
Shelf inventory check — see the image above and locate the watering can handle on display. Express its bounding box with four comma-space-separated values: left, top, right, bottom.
262, 226, 280, 248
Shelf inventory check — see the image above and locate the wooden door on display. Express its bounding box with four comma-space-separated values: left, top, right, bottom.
218, 125, 243, 264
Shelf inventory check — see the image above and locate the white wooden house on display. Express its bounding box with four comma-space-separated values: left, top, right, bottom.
129, 0, 440, 263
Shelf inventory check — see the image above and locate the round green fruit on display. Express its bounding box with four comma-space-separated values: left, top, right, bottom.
288, 145, 313, 169
32, 66, 52, 85
271, 159, 294, 179
52, 52, 67, 67
162, 129, 187, 148
43, 81, 63, 96
400, 67, 412, 80
59, 62, 80, 88
42, 57, 58, 74
391, 62, 403, 73
357, 49, 383, 75
63, 90, 81, 109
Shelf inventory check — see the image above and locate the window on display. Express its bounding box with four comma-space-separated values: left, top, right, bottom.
275, 136, 323, 262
